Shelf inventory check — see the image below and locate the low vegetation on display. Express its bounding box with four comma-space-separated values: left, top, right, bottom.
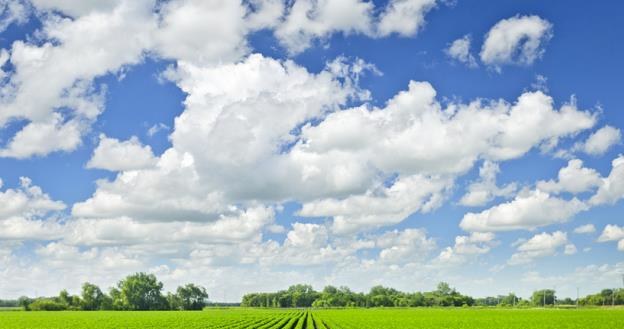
1, 308, 623, 329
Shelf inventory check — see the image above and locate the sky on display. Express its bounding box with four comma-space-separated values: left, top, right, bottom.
0, 0, 623, 301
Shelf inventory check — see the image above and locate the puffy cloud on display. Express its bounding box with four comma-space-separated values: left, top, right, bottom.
564, 243, 577, 255
87, 135, 157, 171
0, 114, 85, 158
274, 0, 439, 54
508, 231, 568, 265
598, 224, 624, 251
275, 0, 374, 54
0, 177, 65, 220
460, 190, 587, 232
0, 0, 29, 31
536, 159, 602, 194
432, 232, 497, 267
29, 0, 125, 17
0, 0, 156, 158
377, 0, 437, 37
155, 0, 249, 65
375, 228, 436, 263
445, 35, 477, 68
0, 177, 65, 240
67, 206, 275, 246
573, 224, 596, 234
299, 175, 452, 234
459, 161, 516, 206
589, 155, 624, 205
575, 125, 621, 156
284, 223, 329, 249
480, 15, 553, 69
245, 0, 285, 30
74, 54, 597, 236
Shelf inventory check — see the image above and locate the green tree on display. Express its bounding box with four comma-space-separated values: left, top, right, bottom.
81, 282, 105, 310
531, 289, 556, 306
115, 273, 168, 310
176, 284, 208, 310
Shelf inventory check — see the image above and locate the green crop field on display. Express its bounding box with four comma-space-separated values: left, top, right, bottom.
0, 308, 623, 329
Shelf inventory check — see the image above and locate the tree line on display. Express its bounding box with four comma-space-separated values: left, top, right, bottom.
242, 283, 624, 308
2, 275, 624, 311
8, 273, 208, 311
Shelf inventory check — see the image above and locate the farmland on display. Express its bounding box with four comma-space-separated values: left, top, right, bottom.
1, 308, 623, 329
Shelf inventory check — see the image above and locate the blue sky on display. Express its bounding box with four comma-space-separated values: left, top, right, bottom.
0, 0, 623, 301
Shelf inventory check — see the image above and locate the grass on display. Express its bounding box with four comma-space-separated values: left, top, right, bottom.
0, 308, 623, 328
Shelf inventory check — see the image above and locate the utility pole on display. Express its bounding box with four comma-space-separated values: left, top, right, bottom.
576, 287, 579, 309
554, 286, 556, 307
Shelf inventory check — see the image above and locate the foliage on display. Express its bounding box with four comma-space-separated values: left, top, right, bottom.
531, 290, 556, 306
175, 284, 209, 310
242, 282, 475, 308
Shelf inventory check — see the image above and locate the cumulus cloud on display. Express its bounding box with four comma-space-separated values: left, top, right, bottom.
598, 224, 624, 251
377, 0, 437, 37
574, 125, 621, 156
275, 0, 374, 54
273, 0, 438, 54
376, 228, 437, 263
300, 175, 452, 234
480, 15, 553, 69
155, 0, 249, 65
0, 0, 29, 31
445, 35, 477, 68
589, 155, 624, 205
508, 231, 568, 265
433, 232, 498, 267
87, 135, 157, 171
459, 161, 516, 207
536, 159, 602, 194
573, 224, 596, 234
0, 0, 156, 158
0, 177, 65, 241
460, 190, 587, 232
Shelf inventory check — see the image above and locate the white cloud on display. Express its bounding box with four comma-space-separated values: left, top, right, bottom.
30, 0, 125, 17
0, 177, 65, 220
0, 177, 65, 241
155, 0, 249, 65
564, 243, 577, 255
575, 125, 621, 156
0, 114, 85, 158
460, 190, 587, 232
598, 225, 624, 251
536, 159, 602, 194
275, 0, 374, 54
508, 231, 568, 265
299, 174, 452, 234
87, 135, 157, 171
480, 15, 553, 69
445, 35, 477, 68
433, 232, 498, 267
0, 0, 156, 158
147, 123, 170, 137
0, 0, 29, 31
274, 0, 438, 54
376, 228, 436, 263
589, 155, 624, 205
377, 0, 437, 37
459, 161, 516, 206
573, 224, 596, 234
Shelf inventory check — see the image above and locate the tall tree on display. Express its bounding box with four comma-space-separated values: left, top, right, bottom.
115, 273, 168, 310
81, 282, 105, 310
